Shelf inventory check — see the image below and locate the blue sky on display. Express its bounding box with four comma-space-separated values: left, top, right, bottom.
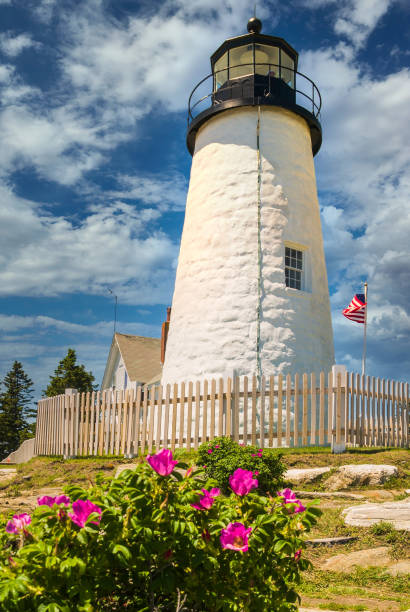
0, 0, 409, 397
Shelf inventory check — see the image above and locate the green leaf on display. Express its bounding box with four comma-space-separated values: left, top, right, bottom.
112, 544, 131, 561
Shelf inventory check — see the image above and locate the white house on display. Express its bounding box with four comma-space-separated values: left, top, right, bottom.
101, 333, 162, 391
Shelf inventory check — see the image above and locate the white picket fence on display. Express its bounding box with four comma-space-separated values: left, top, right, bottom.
34, 372, 409, 457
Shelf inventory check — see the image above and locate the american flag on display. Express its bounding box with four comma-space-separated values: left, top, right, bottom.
342, 293, 366, 324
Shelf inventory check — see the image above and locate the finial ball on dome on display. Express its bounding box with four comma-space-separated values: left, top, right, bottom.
247, 16, 262, 34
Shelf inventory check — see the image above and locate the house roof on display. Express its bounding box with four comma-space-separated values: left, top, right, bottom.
101, 333, 162, 389
116, 333, 161, 384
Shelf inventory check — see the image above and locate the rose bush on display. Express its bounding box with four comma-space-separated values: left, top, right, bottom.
198, 436, 287, 494
0, 450, 320, 611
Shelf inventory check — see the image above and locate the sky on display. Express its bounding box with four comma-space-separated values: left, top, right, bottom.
0, 0, 409, 399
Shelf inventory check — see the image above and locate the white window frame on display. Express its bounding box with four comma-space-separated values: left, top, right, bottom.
284, 241, 310, 293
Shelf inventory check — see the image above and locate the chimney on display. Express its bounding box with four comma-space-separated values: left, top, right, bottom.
161, 307, 171, 365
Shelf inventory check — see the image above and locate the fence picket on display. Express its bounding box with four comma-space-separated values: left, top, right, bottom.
203, 380, 208, 444
302, 373, 308, 446
121, 390, 128, 456
148, 387, 155, 454
251, 375, 257, 446
260, 375, 265, 448
163, 384, 170, 449
319, 372, 325, 445
385, 379, 390, 446
286, 373, 291, 447
115, 391, 122, 456
392, 380, 397, 447
106, 391, 113, 456
218, 379, 224, 437
133, 386, 142, 455
156, 385, 163, 451
126, 388, 134, 456
171, 383, 178, 452
225, 378, 232, 439
294, 373, 299, 447
268, 375, 274, 448
243, 376, 248, 444
194, 381, 201, 450
327, 371, 333, 445
336, 372, 341, 445
233, 376, 240, 443
210, 379, 216, 441
310, 373, 316, 446
277, 374, 283, 448
374, 377, 379, 447
179, 382, 185, 448
187, 381, 193, 451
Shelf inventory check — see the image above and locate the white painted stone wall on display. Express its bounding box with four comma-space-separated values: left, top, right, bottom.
162, 106, 334, 385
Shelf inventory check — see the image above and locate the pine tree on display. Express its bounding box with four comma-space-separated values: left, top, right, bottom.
0, 361, 35, 461
44, 348, 97, 397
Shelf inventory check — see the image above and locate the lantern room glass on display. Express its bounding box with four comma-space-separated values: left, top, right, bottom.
213, 43, 295, 91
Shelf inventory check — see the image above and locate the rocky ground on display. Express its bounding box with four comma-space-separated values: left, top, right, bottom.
1, 449, 409, 611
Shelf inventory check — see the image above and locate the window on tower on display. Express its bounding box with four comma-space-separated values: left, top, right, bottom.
285, 247, 303, 290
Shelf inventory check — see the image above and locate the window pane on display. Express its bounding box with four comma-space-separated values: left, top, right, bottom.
229, 45, 254, 80
254, 44, 279, 76
214, 52, 228, 89
280, 50, 295, 88
285, 246, 302, 290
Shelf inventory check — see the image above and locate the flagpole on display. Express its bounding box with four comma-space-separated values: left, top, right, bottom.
361, 282, 368, 377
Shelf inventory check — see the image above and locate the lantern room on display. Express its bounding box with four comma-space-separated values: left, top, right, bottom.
187, 17, 322, 156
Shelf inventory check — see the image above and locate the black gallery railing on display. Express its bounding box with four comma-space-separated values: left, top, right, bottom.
188, 63, 321, 125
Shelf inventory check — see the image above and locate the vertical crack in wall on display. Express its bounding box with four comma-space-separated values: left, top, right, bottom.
256, 106, 263, 387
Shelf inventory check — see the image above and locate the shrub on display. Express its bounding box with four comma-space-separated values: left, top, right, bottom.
0, 450, 320, 611
198, 436, 286, 494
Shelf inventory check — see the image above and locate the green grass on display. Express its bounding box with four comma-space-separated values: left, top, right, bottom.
1, 451, 409, 611
299, 567, 410, 607
318, 603, 368, 611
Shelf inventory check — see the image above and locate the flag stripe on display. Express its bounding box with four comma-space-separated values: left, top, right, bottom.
342, 294, 366, 324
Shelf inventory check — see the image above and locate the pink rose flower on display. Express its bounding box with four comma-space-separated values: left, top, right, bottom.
294, 549, 302, 561
277, 489, 306, 513
278, 488, 298, 503
207, 449, 213, 454
220, 522, 252, 552
38, 495, 71, 507
215, 445, 220, 449
229, 468, 258, 496
147, 448, 178, 476
68, 500, 102, 528
5, 513, 31, 534
293, 500, 306, 513
191, 487, 220, 511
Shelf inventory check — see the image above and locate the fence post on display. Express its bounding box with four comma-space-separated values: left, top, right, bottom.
63, 388, 78, 459
331, 365, 346, 453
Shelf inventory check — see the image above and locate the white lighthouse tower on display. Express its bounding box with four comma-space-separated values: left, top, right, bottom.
162, 18, 334, 385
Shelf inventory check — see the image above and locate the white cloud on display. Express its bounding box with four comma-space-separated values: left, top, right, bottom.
0, 183, 178, 303
0, 32, 37, 56
299, 0, 395, 47
110, 173, 188, 211
32, 0, 57, 23
0, 313, 160, 337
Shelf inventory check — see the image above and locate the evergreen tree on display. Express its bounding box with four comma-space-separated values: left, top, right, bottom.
0, 361, 35, 461
44, 348, 97, 397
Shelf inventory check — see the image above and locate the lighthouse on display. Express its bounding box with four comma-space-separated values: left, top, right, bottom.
162, 18, 334, 385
